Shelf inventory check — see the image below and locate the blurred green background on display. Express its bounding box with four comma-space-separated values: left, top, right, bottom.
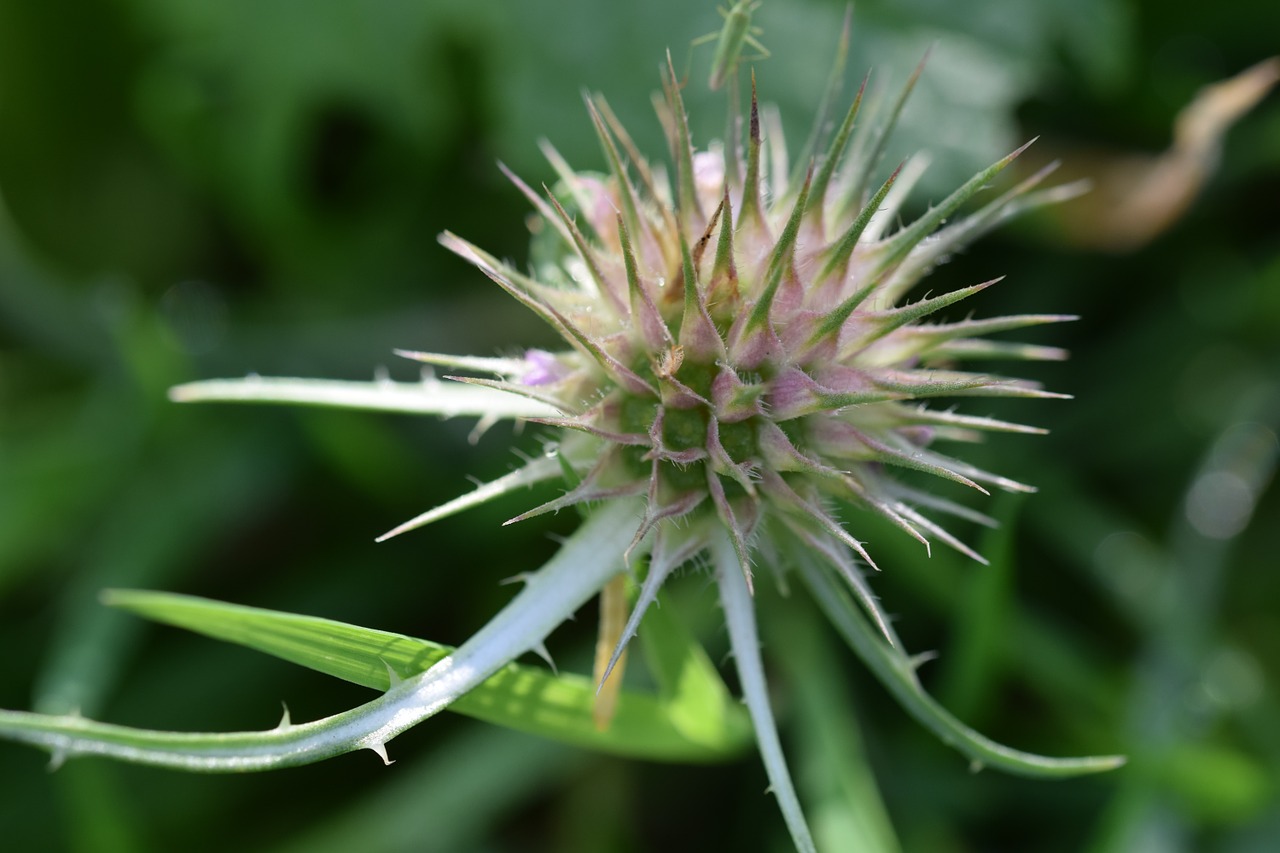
1, 0, 1277, 850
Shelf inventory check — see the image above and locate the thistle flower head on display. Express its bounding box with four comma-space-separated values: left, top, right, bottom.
394, 47, 1090, 850
8, 20, 1123, 853
429, 54, 1072, 630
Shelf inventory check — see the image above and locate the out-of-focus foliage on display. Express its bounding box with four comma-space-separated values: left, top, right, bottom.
1, 0, 1276, 850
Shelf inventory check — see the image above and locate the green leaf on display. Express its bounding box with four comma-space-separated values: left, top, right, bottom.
103, 589, 750, 763
795, 557, 1126, 778
638, 588, 753, 754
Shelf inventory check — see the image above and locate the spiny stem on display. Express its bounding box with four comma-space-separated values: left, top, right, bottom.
714, 530, 817, 853
2, 502, 644, 772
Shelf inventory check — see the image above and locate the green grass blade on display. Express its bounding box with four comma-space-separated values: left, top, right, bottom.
102, 589, 748, 763
773, 597, 902, 853
936, 494, 1022, 719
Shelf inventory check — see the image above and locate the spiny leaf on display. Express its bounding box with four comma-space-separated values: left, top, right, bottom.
787, 4, 854, 193
662, 51, 701, 226
866, 139, 1037, 287
739, 74, 766, 233
586, 97, 647, 249
376, 456, 561, 542
746, 165, 813, 331
837, 48, 930, 218
814, 163, 901, 296
169, 376, 557, 420
715, 531, 817, 853
797, 557, 1126, 778
805, 72, 868, 227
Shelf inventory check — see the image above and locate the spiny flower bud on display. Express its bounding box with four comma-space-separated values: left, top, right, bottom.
33, 15, 1121, 853
426, 54, 1073, 633
387, 41, 1097, 850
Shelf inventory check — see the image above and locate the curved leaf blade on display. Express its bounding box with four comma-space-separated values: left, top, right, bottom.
101, 589, 750, 763
796, 555, 1125, 778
